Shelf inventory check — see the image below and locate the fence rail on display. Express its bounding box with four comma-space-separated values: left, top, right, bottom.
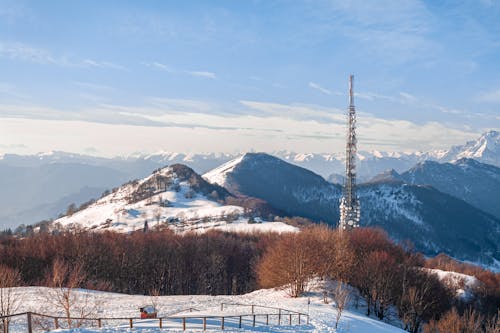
0, 303, 309, 332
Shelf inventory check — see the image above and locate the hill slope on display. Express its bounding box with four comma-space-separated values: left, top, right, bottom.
52, 164, 295, 234
396, 158, 500, 219
204, 153, 500, 266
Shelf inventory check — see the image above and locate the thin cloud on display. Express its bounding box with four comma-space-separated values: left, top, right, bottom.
82, 59, 126, 70
0, 41, 56, 64
187, 71, 217, 79
477, 89, 500, 103
73, 81, 115, 91
309, 82, 332, 95
142, 61, 172, 72
0, 41, 125, 70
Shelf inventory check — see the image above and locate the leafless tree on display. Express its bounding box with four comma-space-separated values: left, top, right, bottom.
0, 265, 21, 333
43, 259, 99, 329
331, 282, 350, 330
257, 233, 315, 297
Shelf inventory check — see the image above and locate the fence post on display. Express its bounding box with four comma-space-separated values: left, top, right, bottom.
129, 318, 133, 328
27, 313, 33, 333
266, 314, 269, 325
2, 318, 7, 333
298, 313, 301, 325
182, 317, 186, 331
307, 314, 309, 325
98, 318, 102, 328
159, 318, 162, 328
252, 315, 256, 327
239, 316, 242, 328
289, 313, 292, 325
54, 318, 59, 329
203, 317, 206, 331
278, 309, 281, 325
221, 317, 224, 330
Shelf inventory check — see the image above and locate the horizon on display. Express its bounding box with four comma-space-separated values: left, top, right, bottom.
0, 129, 497, 159
1, 1, 499, 156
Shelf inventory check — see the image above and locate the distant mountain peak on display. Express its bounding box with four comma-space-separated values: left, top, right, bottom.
367, 169, 403, 184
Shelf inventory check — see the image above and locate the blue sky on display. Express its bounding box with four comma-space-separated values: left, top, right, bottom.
0, 0, 499, 156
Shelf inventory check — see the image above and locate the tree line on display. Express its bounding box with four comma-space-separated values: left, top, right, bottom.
0, 230, 278, 296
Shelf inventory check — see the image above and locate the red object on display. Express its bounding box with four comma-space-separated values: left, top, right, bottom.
140, 306, 157, 319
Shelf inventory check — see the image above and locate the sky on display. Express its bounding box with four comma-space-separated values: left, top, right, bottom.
0, 0, 499, 157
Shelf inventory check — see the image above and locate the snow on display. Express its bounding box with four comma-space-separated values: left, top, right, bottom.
203, 155, 244, 186
7, 285, 407, 333
53, 164, 296, 235
425, 268, 479, 300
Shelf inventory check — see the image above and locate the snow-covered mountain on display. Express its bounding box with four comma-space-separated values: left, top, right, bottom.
2, 130, 499, 229
203, 153, 500, 267
393, 158, 500, 219
49, 164, 296, 234
439, 130, 500, 166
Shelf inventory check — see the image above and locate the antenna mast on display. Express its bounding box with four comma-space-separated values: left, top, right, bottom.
339, 75, 360, 231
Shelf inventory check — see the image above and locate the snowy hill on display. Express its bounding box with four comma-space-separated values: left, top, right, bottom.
52, 164, 296, 234
203, 153, 500, 268
9, 285, 407, 333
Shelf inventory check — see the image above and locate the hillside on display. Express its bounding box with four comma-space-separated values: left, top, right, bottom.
204, 153, 500, 267
395, 158, 500, 219
51, 164, 295, 234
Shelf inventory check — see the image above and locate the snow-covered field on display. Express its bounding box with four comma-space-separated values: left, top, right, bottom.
7, 285, 406, 333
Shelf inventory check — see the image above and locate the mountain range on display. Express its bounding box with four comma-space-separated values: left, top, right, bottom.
1, 130, 499, 232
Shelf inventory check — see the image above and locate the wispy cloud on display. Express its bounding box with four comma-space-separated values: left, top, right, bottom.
82, 59, 126, 70
0, 41, 57, 64
477, 89, 500, 103
307, 0, 437, 64
0, 98, 482, 155
308, 82, 332, 95
0, 41, 125, 70
142, 62, 217, 79
73, 81, 115, 91
142, 61, 172, 72
187, 71, 217, 79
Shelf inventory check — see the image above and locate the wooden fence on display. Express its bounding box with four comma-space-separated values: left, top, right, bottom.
0, 303, 309, 332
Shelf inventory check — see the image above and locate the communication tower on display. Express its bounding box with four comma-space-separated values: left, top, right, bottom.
339, 75, 361, 231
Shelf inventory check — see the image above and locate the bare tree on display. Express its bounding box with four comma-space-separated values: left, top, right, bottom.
331, 282, 350, 330
0, 265, 21, 333
149, 288, 160, 313
257, 233, 315, 297
43, 259, 99, 329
